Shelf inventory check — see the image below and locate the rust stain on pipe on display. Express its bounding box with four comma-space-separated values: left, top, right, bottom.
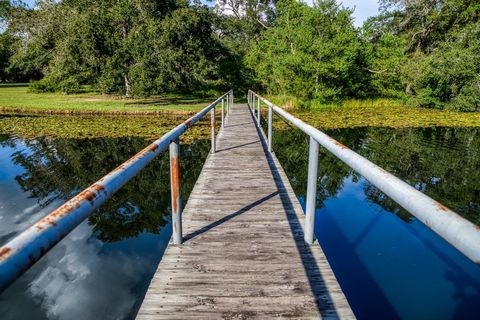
0, 247, 12, 261
332, 139, 348, 150
118, 143, 159, 169
436, 203, 449, 212
170, 155, 180, 214
34, 183, 106, 232
184, 116, 195, 128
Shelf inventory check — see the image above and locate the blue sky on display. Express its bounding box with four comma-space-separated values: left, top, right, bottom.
341, 0, 379, 26
22, 0, 379, 27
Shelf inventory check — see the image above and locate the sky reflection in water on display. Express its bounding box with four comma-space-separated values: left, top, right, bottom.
0, 135, 209, 320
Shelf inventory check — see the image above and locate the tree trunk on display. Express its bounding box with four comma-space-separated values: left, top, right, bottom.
122, 24, 131, 98
124, 67, 131, 98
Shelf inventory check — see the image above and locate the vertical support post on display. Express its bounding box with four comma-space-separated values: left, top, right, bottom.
211, 107, 215, 153
253, 95, 255, 115
169, 139, 182, 245
221, 99, 225, 128
230, 91, 233, 114
226, 92, 229, 115
226, 94, 229, 117
268, 105, 273, 152
305, 136, 319, 244
257, 95, 261, 126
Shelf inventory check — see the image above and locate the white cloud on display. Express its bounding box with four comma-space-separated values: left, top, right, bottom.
26, 223, 148, 320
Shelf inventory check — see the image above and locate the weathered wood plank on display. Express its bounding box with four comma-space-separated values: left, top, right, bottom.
136, 103, 355, 319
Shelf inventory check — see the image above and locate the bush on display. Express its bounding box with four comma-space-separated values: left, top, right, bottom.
29, 78, 57, 93
405, 22, 480, 111
450, 81, 480, 112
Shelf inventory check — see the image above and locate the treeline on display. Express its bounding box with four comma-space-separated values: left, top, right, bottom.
1, 0, 479, 111
246, 0, 480, 111
0, 0, 246, 96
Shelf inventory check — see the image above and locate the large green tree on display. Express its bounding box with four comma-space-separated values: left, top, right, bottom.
246, 0, 367, 102
7, 0, 232, 96
374, 0, 480, 110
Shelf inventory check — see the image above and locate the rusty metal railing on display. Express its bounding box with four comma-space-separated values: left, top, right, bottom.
0, 90, 234, 293
248, 90, 480, 264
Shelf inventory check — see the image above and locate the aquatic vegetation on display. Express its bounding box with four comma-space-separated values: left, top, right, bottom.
0, 114, 212, 142
266, 97, 480, 129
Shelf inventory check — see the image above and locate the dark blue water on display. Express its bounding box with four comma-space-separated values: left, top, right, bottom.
0, 135, 209, 320
273, 126, 480, 319
1, 126, 480, 319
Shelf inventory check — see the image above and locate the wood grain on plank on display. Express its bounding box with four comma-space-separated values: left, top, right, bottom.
136, 103, 355, 319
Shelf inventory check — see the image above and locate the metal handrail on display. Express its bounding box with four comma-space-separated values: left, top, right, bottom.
0, 90, 234, 293
248, 90, 480, 265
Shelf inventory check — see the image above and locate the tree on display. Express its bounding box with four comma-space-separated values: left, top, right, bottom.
379, 0, 480, 52
246, 0, 367, 102
403, 21, 480, 111
7, 0, 232, 96
367, 0, 480, 110
361, 16, 407, 98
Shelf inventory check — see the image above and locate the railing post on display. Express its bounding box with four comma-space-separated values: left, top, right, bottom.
268, 105, 273, 152
257, 95, 261, 126
221, 99, 225, 128
253, 94, 255, 115
211, 106, 216, 153
169, 139, 182, 245
225, 93, 229, 116
305, 136, 319, 244
230, 91, 233, 114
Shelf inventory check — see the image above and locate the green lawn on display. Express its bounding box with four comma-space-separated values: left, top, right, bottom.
0, 84, 212, 114
2, 84, 479, 141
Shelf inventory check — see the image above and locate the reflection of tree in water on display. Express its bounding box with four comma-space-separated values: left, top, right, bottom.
3, 136, 210, 242
272, 125, 480, 225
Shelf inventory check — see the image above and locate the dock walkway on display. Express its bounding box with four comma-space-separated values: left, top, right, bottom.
136, 103, 354, 319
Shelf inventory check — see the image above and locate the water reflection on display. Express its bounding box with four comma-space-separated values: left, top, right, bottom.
272, 126, 480, 319
273, 126, 480, 224
0, 135, 210, 319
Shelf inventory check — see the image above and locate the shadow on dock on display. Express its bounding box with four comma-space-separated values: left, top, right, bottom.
183, 191, 279, 242
249, 107, 341, 318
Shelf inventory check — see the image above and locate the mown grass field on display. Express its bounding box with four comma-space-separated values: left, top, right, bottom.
0, 84, 211, 114
0, 84, 215, 140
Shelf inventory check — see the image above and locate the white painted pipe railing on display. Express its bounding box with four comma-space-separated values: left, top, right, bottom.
0, 90, 234, 293
248, 90, 480, 265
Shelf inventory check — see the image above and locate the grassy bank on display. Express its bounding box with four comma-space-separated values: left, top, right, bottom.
267, 96, 480, 128
1, 85, 480, 141
0, 84, 210, 114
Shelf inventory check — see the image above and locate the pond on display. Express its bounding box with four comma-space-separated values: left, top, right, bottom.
0, 135, 210, 320
271, 125, 480, 320
0, 125, 479, 319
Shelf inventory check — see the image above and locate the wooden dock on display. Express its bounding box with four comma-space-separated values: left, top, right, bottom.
136, 104, 355, 319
